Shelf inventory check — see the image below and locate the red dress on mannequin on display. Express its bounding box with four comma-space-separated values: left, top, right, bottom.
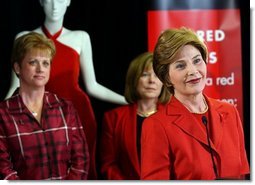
42, 26, 97, 179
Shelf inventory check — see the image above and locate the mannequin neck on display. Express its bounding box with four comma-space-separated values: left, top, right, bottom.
44, 19, 64, 35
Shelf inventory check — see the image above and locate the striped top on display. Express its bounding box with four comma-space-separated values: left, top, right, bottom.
0, 90, 89, 180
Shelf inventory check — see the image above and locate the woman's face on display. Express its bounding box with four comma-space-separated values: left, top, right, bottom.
14, 49, 51, 89
41, 0, 70, 22
169, 44, 207, 97
137, 66, 163, 100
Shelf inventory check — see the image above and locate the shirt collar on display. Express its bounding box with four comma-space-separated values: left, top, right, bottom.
6, 88, 63, 114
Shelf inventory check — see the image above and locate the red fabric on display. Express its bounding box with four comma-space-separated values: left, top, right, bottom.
42, 26, 97, 179
141, 95, 250, 180
0, 91, 89, 180
100, 103, 167, 180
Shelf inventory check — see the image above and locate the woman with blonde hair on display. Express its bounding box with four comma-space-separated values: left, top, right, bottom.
141, 27, 249, 180
0, 32, 89, 180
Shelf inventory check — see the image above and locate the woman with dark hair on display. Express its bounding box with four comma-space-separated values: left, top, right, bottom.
100, 52, 170, 179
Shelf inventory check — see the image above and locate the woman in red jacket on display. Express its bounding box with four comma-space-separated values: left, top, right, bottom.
140, 27, 250, 180
99, 52, 170, 179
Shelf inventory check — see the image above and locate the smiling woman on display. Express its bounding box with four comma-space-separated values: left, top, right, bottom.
140, 27, 250, 180
0, 32, 90, 180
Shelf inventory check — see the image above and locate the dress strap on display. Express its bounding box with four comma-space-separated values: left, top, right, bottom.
42, 25, 63, 40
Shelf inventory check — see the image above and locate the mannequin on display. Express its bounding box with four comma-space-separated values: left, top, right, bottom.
6, 0, 126, 179
7, 0, 126, 103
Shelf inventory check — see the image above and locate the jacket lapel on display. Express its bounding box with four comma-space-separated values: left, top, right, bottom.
167, 96, 224, 151
124, 104, 140, 175
168, 97, 209, 147
124, 103, 168, 175
206, 97, 225, 149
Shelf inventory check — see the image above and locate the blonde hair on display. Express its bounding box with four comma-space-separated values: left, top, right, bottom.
124, 52, 170, 104
153, 27, 208, 94
11, 32, 56, 74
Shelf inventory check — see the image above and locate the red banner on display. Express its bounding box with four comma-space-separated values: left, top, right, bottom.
148, 9, 243, 121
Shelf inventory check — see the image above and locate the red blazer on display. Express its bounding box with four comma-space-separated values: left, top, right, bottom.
141, 95, 250, 180
100, 103, 167, 180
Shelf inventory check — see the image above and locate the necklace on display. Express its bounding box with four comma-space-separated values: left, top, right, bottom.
137, 109, 157, 117
31, 111, 38, 117
190, 97, 208, 114
27, 107, 38, 117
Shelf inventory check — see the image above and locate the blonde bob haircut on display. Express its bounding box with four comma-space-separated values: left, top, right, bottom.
11, 32, 56, 75
124, 52, 170, 104
153, 27, 208, 94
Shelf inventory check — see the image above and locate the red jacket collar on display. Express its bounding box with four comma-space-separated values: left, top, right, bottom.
165, 95, 226, 151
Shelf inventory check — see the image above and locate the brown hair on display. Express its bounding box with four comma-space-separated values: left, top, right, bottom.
124, 52, 170, 104
153, 27, 208, 94
11, 32, 56, 75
